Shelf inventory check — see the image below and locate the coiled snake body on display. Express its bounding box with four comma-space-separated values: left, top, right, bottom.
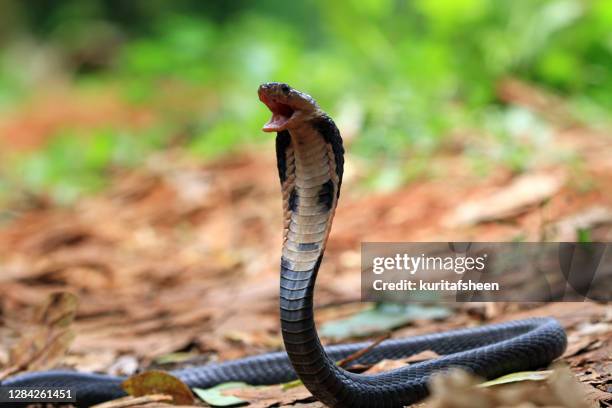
3, 83, 567, 407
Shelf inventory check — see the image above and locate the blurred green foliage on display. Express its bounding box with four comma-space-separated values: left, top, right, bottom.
0, 0, 610, 202
5, 127, 168, 204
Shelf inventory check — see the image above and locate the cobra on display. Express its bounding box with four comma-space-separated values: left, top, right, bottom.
3, 83, 567, 408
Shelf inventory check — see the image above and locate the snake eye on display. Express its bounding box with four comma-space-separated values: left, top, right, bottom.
280, 84, 290, 94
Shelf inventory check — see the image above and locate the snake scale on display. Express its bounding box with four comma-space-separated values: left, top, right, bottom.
2, 83, 567, 407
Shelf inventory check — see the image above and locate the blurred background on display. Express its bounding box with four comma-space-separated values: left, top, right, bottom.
0, 0, 610, 205
0, 2, 610, 406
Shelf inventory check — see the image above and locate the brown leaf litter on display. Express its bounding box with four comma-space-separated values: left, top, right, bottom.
0, 291, 78, 380
0, 104, 610, 407
425, 365, 606, 408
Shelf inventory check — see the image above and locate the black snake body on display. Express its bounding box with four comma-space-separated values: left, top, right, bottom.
2, 83, 567, 407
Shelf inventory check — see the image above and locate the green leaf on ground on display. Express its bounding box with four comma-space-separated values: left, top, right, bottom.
478, 370, 553, 387
193, 382, 251, 406
281, 379, 303, 390
319, 303, 451, 339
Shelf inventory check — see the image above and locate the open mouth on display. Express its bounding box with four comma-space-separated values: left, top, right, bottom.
259, 92, 295, 132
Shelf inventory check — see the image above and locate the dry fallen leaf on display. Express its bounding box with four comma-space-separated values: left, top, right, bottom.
91, 394, 174, 408
363, 350, 440, 374
443, 172, 565, 227
563, 338, 599, 359
35, 290, 79, 327
405, 350, 440, 363
363, 358, 411, 374
0, 291, 78, 380
424, 364, 607, 408
548, 365, 607, 408
228, 384, 314, 408
548, 206, 612, 241
122, 370, 196, 405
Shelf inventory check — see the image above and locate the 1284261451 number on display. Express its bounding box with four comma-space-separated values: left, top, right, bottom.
0, 387, 75, 403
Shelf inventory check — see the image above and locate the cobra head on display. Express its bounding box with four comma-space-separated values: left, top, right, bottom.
258, 82, 320, 132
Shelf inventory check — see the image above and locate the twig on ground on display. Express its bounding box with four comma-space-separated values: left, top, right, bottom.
337, 333, 391, 368
91, 394, 173, 408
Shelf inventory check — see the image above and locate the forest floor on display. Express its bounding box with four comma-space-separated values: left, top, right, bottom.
0, 86, 610, 407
